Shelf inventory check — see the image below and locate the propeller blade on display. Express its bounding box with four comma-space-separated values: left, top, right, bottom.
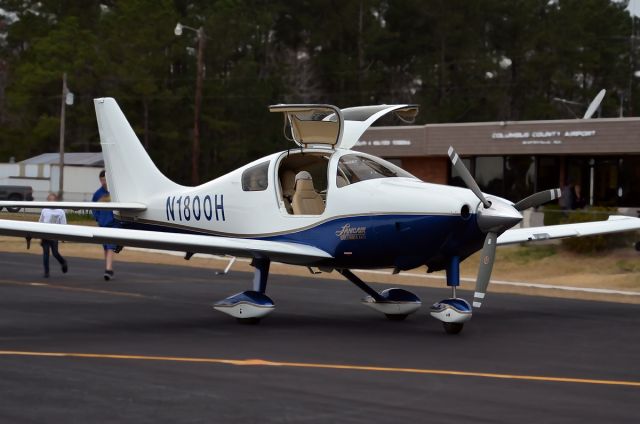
583, 89, 606, 119
513, 188, 562, 211
473, 232, 497, 309
448, 146, 491, 209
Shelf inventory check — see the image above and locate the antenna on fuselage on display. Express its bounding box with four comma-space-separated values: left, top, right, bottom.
215, 257, 237, 276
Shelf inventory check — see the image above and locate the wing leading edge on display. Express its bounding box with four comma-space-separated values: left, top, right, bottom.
0, 201, 146, 211
497, 215, 640, 245
0, 220, 332, 265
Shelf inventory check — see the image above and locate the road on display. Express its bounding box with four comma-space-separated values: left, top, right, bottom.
0, 252, 637, 423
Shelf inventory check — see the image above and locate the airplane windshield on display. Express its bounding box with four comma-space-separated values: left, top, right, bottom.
337, 154, 413, 186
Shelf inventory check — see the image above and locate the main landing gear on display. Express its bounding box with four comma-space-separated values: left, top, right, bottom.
211, 259, 471, 334
338, 269, 422, 321
429, 256, 472, 334
213, 258, 275, 324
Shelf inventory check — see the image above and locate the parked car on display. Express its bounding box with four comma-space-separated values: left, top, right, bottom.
0, 185, 34, 212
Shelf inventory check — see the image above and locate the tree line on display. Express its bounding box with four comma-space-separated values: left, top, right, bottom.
0, 0, 634, 184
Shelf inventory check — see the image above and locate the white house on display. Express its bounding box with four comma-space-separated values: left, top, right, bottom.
0, 152, 104, 201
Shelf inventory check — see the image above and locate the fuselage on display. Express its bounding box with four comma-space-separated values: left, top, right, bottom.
118, 148, 486, 270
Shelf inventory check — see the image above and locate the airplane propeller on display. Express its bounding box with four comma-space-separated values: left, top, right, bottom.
446, 147, 562, 309
513, 188, 561, 211
447, 147, 491, 209
474, 231, 497, 308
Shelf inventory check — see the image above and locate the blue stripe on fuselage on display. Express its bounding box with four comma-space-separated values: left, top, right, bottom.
118, 213, 484, 270
261, 214, 483, 269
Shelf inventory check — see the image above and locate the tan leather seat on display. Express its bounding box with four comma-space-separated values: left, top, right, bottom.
336, 174, 348, 188
292, 171, 324, 215
280, 170, 296, 213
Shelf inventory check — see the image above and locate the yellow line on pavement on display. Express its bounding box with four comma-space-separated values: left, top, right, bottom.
43, 284, 148, 299
0, 279, 148, 299
0, 350, 638, 388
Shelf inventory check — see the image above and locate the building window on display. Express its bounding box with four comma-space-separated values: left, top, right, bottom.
620, 156, 640, 206
504, 156, 535, 202
563, 157, 591, 208
475, 156, 504, 197
593, 158, 619, 206
450, 157, 472, 188
536, 156, 561, 192
446, 154, 639, 208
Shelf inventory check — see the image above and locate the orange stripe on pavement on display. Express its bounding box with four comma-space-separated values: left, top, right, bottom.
0, 279, 148, 299
0, 350, 638, 388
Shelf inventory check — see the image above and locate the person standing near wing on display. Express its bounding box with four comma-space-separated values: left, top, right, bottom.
92, 170, 120, 281
39, 193, 68, 278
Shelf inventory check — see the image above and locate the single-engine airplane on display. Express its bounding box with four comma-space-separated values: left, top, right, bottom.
0, 98, 639, 334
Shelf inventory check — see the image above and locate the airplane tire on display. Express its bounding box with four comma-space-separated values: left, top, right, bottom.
443, 322, 464, 335
385, 313, 408, 321
7, 194, 22, 213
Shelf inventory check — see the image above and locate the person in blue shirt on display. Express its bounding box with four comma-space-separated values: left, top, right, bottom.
92, 170, 120, 280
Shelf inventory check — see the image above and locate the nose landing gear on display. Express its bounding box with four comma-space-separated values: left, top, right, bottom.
430, 297, 472, 334
430, 256, 472, 334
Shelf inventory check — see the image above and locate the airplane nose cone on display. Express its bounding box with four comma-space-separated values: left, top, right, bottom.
477, 198, 523, 233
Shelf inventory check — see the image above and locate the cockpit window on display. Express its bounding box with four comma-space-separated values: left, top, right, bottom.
337, 154, 413, 186
242, 161, 269, 191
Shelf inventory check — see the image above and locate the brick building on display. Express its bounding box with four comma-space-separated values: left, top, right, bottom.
357, 117, 640, 208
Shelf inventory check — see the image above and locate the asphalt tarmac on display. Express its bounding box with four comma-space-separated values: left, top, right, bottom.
0, 251, 638, 423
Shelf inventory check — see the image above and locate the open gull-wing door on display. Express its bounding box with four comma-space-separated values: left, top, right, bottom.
269, 103, 418, 150
339, 104, 419, 149
269, 104, 344, 149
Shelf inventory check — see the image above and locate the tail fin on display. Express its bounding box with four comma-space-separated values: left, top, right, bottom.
94, 98, 183, 202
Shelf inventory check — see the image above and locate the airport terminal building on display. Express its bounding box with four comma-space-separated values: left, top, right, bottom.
357, 117, 640, 210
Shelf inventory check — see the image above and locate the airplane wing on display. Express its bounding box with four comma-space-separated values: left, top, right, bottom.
0, 201, 146, 211
0, 220, 332, 264
497, 215, 640, 245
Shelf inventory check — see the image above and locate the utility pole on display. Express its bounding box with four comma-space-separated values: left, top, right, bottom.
175, 22, 206, 186
192, 27, 205, 186
630, 14, 636, 116
58, 73, 74, 199
58, 73, 67, 200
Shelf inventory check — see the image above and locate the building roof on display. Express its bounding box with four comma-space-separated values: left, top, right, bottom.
357, 117, 640, 157
20, 153, 104, 166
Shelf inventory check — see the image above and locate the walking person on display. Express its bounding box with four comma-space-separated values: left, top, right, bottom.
92, 170, 120, 281
39, 193, 68, 278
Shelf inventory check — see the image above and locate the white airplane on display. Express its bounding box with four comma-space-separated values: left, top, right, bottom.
0, 98, 639, 334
